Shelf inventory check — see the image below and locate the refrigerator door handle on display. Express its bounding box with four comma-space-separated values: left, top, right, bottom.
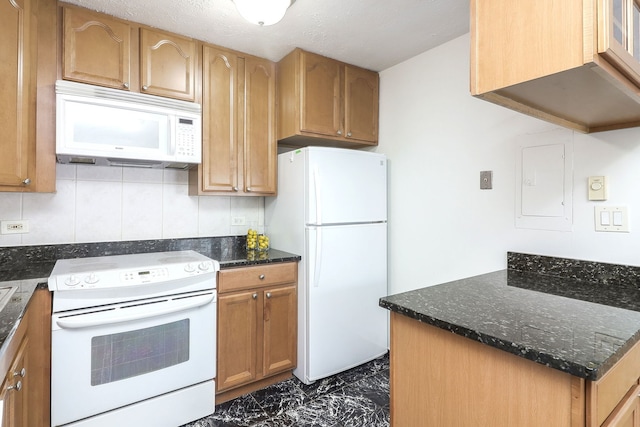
312, 166, 323, 287
313, 166, 322, 225
313, 226, 322, 288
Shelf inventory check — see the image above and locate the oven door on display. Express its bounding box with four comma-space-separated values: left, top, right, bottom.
51, 290, 216, 427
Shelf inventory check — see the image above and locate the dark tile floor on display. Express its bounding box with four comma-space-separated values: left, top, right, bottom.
183, 353, 390, 427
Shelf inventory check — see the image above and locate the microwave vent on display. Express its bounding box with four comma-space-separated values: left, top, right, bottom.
66, 156, 96, 165
164, 163, 191, 170
107, 158, 162, 168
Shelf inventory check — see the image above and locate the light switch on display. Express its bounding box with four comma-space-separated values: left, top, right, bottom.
613, 211, 623, 226
588, 176, 608, 201
595, 206, 629, 232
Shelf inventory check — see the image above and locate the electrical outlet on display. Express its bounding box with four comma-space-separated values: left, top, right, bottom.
1, 220, 29, 234
231, 216, 246, 226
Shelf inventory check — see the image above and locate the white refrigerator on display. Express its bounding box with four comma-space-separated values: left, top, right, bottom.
265, 146, 388, 385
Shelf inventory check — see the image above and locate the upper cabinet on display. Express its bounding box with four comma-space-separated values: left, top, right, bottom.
62, 7, 131, 90
139, 28, 197, 101
0, 0, 56, 193
244, 56, 277, 194
62, 6, 196, 101
277, 48, 379, 147
598, 0, 640, 85
189, 45, 276, 196
471, 0, 640, 133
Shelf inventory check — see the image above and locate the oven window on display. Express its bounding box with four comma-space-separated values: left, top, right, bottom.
90, 319, 190, 386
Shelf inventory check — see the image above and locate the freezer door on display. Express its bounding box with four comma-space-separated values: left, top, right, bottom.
305, 148, 387, 224
305, 222, 388, 381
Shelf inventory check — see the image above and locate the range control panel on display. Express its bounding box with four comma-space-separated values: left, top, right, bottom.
48, 251, 218, 291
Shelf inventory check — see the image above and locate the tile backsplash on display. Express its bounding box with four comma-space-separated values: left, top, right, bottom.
0, 164, 263, 246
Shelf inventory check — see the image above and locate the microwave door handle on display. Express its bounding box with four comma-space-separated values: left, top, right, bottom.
55, 293, 214, 329
169, 117, 176, 156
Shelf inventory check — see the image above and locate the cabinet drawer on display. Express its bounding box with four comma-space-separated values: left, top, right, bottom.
218, 262, 297, 293
589, 338, 640, 426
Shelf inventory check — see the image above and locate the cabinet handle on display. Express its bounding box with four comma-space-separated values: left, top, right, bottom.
13, 368, 25, 378
123, 82, 129, 89
347, 132, 352, 137
246, 187, 252, 192
142, 85, 149, 91
232, 186, 239, 192
252, 293, 257, 299
22, 178, 31, 185
337, 130, 342, 135
7, 381, 22, 392
266, 292, 271, 299
259, 274, 265, 280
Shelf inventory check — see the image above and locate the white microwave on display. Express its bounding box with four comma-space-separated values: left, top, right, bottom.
55, 80, 202, 169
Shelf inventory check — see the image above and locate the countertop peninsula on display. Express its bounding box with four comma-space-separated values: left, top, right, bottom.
380, 252, 640, 427
380, 253, 640, 380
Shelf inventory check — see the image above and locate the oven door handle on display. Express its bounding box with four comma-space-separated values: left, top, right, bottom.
55, 293, 214, 329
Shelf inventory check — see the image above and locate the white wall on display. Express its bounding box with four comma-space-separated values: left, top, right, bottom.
377, 33, 640, 294
0, 164, 262, 246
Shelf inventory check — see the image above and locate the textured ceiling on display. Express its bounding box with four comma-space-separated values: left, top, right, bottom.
61, 0, 470, 72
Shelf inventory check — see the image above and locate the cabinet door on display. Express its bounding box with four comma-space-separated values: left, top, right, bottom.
201, 46, 242, 192
140, 28, 196, 101
244, 57, 277, 195
344, 65, 379, 143
62, 7, 131, 90
217, 290, 258, 392
598, 0, 640, 88
262, 285, 297, 377
0, 0, 36, 189
603, 384, 640, 427
300, 51, 342, 137
1, 336, 28, 427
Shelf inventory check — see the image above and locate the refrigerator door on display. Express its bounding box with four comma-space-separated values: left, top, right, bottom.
305, 222, 388, 382
305, 147, 387, 225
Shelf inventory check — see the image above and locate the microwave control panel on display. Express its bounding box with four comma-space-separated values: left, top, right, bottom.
175, 117, 200, 160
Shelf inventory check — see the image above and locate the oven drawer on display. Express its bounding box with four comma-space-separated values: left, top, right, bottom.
218, 262, 297, 293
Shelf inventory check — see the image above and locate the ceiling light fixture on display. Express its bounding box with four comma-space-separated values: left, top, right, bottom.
232, 0, 293, 26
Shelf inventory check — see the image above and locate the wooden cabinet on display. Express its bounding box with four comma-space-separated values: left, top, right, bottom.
471, 0, 640, 133
216, 262, 297, 403
588, 333, 640, 426
389, 310, 640, 427
0, 288, 51, 427
189, 45, 276, 196
598, 0, 640, 88
277, 48, 379, 147
62, 6, 196, 101
0, 335, 29, 427
139, 28, 196, 101
0, 0, 56, 193
62, 7, 131, 90
390, 312, 585, 427
602, 385, 640, 427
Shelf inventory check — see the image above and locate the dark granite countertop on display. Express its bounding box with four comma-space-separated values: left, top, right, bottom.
380, 253, 640, 381
0, 236, 300, 362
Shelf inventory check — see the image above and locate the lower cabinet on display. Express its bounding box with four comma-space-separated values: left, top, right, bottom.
589, 336, 640, 427
0, 336, 29, 426
216, 262, 297, 403
390, 311, 640, 427
0, 288, 51, 427
602, 384, 640, 427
